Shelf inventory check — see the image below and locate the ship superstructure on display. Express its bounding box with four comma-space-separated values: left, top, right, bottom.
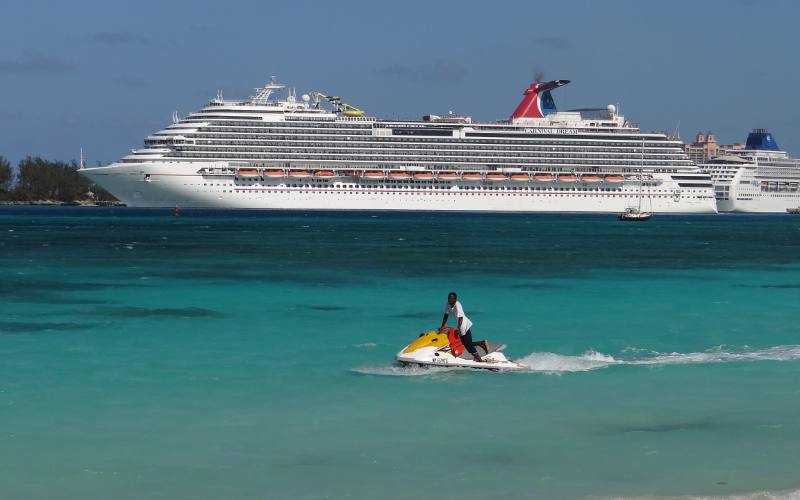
80, 77, 716, 212
699, 129, 800, 212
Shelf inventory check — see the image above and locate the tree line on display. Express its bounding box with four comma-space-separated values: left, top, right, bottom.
0, 155, 117, 203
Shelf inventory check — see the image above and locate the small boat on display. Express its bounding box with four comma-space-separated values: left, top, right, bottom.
604, 175, 625, 183
462, 172, 483, 181
263, 169, 285, 178
557, 173, 578, 182
388, 171, 412, 180
618, 207, 652, 221
486, 173, 508, 181
344, 170, 362, 178
534, 173, 554, 182
363, 171, 386, 179
288, 170, 312, 178
314, 170, 336, 178
510, 173, 530, 182
581, 175, 602, 183
619, 141, 652, 221
437, 171, 460, 180
237, 168, 260, 177
413, 172, 434, 180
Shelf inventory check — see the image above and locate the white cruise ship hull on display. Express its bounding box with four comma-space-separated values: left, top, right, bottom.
708, 166, 800, 213
718, 197, 800, 213
83, 162, 717, 213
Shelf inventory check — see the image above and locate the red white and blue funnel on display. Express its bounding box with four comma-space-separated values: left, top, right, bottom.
511, 79, 570, 120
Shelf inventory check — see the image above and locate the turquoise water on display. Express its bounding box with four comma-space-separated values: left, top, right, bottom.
1, 207, 800, 500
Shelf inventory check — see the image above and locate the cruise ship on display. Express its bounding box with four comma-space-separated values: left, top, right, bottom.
80, 77, 717, 213
699, 129, 800, 212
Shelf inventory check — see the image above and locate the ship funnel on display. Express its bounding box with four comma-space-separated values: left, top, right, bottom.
511, 79, 570, 120
745, 128, 780, 151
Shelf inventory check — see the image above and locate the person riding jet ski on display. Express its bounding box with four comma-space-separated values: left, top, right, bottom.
442, 292, 490, 362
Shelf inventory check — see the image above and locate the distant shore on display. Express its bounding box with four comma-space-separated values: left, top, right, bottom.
0, 199, 124, 206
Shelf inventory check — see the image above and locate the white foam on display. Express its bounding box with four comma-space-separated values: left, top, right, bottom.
631, 345, 800, 366
517, 345, 800, 374
351, 365, 461, 377
517, 350, 620, 373
611, 486, 800, 500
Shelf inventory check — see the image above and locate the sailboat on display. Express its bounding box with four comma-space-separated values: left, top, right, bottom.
618, 138, 652, 221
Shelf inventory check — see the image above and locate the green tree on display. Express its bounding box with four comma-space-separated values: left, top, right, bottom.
14, 156, 115, 202
0, 155, 11, 193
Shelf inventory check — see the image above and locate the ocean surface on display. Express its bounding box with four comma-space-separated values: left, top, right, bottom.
1, 207, 800, 500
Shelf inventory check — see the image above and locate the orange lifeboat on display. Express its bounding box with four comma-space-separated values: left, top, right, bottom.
534, 173, 554, 182
363, 171, 386, 179
314, 170, 336, 178
345, 170, 361, 178
605, 175, 625, 183
413, 172, 434, 180
581, 174, 602, 183
388, 171, 411, 180
263, 169, 285, 178
486, 173, 509, 181
557, 173, 577, 182
462, 172, 483, 181
437, 171, 460, 180
289, 170, 311, 178
237, 168, 260, 177
511, 173, 530, 182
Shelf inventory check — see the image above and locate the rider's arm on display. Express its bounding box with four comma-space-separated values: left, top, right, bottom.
440, 314, 449, 329
456, 315, 463, 334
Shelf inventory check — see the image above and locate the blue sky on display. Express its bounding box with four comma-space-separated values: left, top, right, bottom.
1, 0, 798, 165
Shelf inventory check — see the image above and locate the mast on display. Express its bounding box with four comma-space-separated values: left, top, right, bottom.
638, 137, 644, 211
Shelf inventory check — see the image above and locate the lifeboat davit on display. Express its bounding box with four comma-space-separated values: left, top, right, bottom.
510, 173, 530, 182
605, 175, 625, 183
263, 169, 285, 178
314, 170, 336, 178
363, 171, 386, 179
413, 172, 434, 180
557, 173, 577, 182
438, 172, 460, 180
388, 171, 411, 180
486, 173, 509, 181
237, 168, 260, 177
289, 170, 312, 178
462, 172, 483, 180
534, 173, 554, 182
581, 175, 602, 183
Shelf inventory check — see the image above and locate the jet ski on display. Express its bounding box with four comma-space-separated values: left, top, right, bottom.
396, 327, 527, 372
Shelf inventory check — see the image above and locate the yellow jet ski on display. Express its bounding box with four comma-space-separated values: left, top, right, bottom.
396, 327, 526, 371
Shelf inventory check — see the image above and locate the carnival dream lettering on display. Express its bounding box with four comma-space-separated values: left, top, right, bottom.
524, 128, 580, 135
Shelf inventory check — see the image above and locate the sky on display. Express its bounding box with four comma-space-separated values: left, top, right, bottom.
1, 0, 798, 166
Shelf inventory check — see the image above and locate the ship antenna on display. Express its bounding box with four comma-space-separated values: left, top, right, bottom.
671, 120, 681, 141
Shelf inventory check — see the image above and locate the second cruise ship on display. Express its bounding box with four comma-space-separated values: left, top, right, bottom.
81, 77, 717, 213
699, 129, 800, 213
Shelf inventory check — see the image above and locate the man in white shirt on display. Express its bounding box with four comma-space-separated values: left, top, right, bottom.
441, 292, 490, 362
